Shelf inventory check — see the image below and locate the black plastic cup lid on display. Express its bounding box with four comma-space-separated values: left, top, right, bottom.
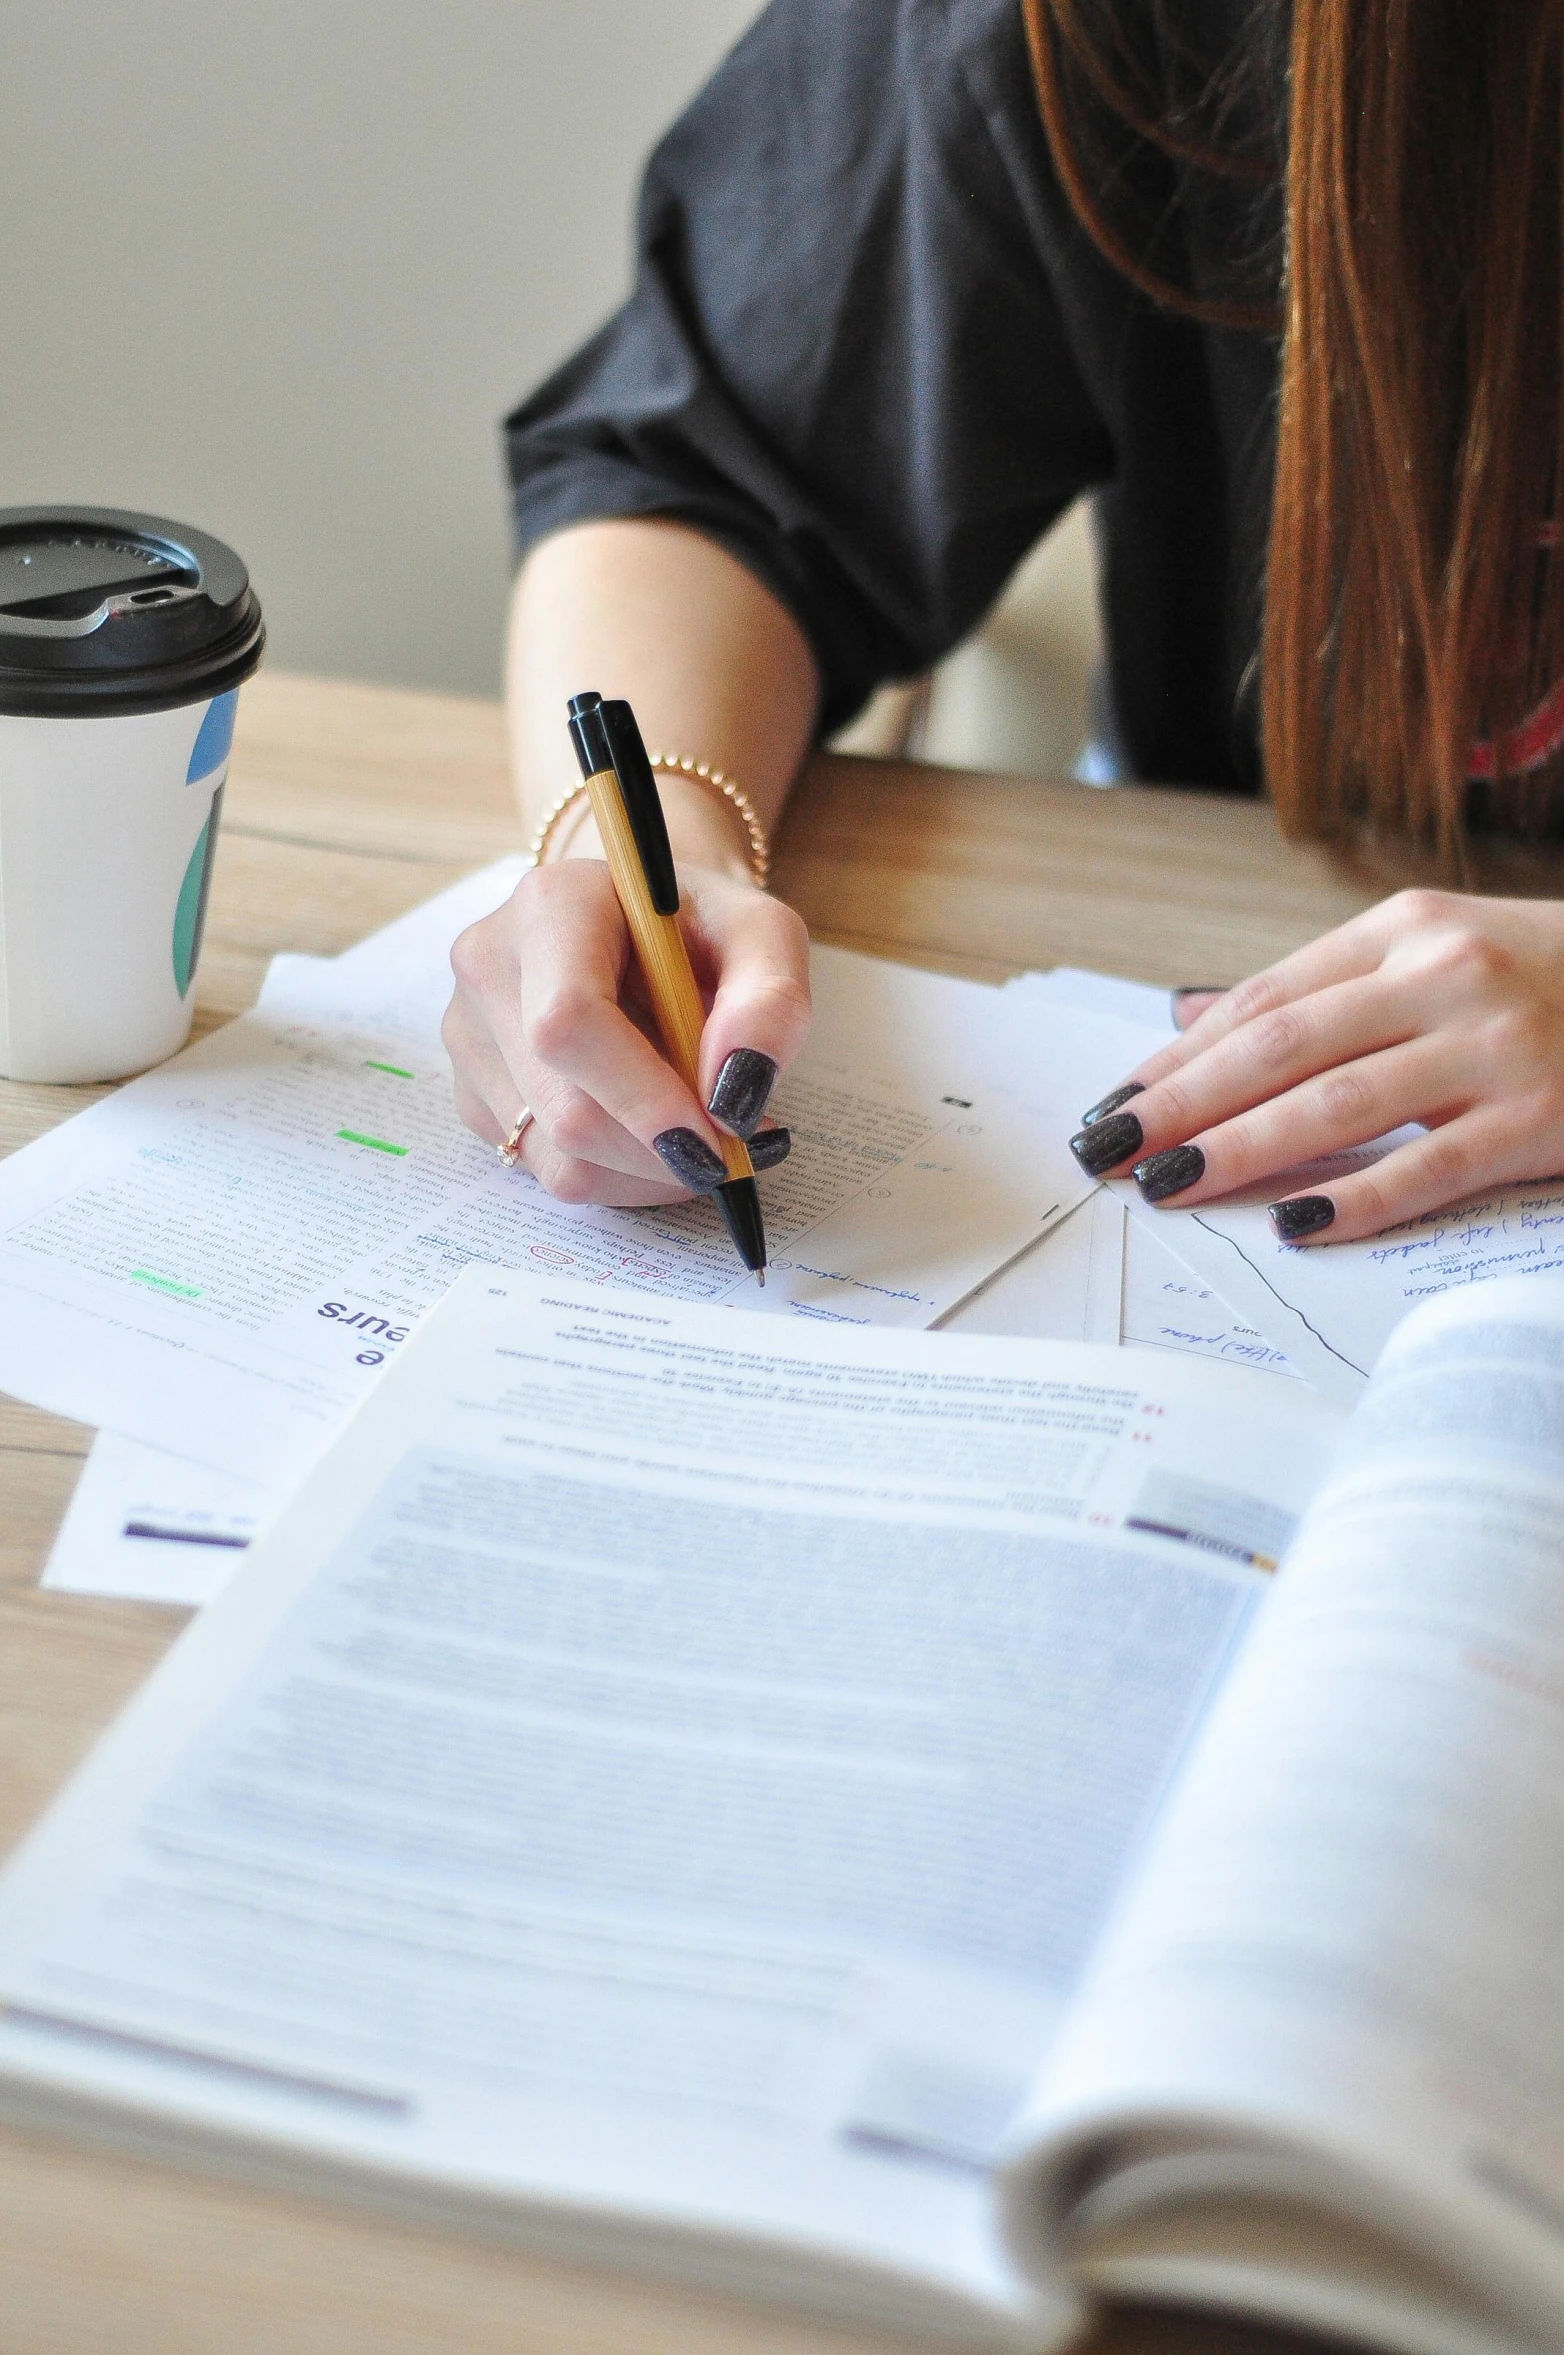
0, 507, 265, 717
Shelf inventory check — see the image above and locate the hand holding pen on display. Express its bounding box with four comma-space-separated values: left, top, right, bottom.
564, 691, 778, 1276
441, 691, 809, 1244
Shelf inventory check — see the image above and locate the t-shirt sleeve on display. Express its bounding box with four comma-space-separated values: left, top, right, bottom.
503, 0, 1116, 732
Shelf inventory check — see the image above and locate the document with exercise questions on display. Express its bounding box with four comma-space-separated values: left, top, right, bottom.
0, 1270, 1339, 2342
0, 943, 1106, 1500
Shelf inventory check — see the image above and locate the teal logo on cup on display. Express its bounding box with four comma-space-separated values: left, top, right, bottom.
0, 509, 264, 1084
171, 689, 238, 998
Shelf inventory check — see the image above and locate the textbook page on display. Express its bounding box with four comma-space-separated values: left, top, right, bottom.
0, 1272, 1341, 2341
1003, 1276, 1564, 2355
0, 947, 1089, 1493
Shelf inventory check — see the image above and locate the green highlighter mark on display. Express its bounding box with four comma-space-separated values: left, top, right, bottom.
336, 1129, 409, 1156
129, 1269, 202, 1300
364, 1060, 415, 1079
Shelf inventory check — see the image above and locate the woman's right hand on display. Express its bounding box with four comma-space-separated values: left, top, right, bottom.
442, 857, 812, 1206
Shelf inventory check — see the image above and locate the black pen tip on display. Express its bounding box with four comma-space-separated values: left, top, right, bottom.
714, 1175, 768, 1276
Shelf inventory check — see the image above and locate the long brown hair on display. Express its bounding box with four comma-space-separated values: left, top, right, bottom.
1023, 0, 1564, 855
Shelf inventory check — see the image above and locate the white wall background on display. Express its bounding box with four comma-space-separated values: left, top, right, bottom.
0, 0, 765, 698
0, 0, 1098, 764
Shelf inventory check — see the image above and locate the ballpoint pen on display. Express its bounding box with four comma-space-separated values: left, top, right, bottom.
565, 689, 768, 1280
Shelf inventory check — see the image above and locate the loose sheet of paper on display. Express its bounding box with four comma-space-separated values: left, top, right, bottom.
25, 951, 1213, 1606
1113, 1135, 1564, 1405
331, 854, 528, 992
944, 1191, 1122, 1347
1120, 1214, 1301, 1381
1008, 966, 1564, 1401
58, 1151, 1129, 1613
0, 1270, 1341, 2337
1005, 968, 1177, 1035
42, 1433, 273, 1608
0, 959, 1071, 1493
37, 877, 532, 1608
13, 887, 1163, 1621
1006, 971, 1308, 1380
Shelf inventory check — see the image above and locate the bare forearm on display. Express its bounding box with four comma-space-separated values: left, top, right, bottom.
505, 518, 820, 876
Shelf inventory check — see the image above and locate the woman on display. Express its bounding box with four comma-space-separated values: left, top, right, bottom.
445, 0, 1564, 1245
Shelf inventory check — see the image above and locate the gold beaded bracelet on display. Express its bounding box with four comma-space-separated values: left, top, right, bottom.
527, 753, 770, 891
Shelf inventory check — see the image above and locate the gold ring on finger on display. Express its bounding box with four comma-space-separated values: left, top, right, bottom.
496, 1106, 536, 1167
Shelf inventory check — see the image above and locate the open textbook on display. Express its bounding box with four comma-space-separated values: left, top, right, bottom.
3, 1269, 1563, 2354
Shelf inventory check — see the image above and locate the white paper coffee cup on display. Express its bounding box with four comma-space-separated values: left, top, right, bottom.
0, 508, 264, 1083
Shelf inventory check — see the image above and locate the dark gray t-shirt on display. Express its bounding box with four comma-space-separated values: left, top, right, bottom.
504, 0, 1284, 793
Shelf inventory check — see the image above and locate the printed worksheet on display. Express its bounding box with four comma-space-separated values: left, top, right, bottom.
1120, 1214, 1301, 1381
1006, 971, 1305, 1379
1121, 1150, 1564, 1404
27, 902, 1182, 1603
2, 919, 1139, 1502
0, 997, 1067, 1494
46, 1120, 1133, 1614
1007, 965, 1564, 1397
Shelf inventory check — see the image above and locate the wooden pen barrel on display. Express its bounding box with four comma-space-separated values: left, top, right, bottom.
584, 768, 754, 1182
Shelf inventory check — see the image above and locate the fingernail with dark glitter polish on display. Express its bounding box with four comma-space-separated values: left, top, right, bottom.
707, 1048, 779, 1139
1133, 1143, 1206, 1203
653, 1128, 728, 1193
747, 1125, 791, 1171
1069, 1109, 1144, 1175
1079, 1080, 1145, 1127
1268, 1193, 1336, 1241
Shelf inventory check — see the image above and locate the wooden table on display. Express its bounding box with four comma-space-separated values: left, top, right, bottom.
3, 671, 1554, 2355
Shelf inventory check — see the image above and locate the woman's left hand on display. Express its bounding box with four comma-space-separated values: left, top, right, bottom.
1068, 889, 1564, 1243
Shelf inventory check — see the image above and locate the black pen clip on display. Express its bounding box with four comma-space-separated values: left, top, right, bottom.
565, 689, 680, 916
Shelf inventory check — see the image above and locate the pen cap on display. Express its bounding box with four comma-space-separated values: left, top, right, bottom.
567, 689, 612, 781
564, 689, 680, 915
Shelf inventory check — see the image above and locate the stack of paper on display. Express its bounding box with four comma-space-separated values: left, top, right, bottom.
6, 865, 1151, 1605
31, 870, 1462, 1609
